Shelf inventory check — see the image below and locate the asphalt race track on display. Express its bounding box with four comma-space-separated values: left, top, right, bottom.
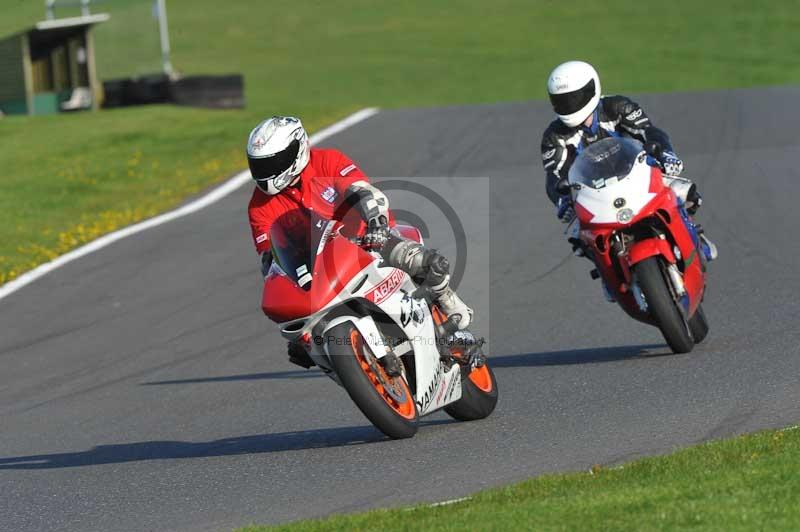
2, 87, 800, 532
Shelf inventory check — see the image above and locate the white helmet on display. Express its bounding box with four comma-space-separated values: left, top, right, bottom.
547, 61, 601, 128
246, 116, 310, 195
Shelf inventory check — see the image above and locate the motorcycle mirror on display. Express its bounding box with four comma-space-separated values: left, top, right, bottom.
555, 178, 571, 196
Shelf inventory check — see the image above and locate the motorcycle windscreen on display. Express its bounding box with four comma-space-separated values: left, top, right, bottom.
269, 209, 328, 291
569, 137, 644, 190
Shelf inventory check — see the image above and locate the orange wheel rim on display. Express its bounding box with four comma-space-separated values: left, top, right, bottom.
468, 365, 493, 393
450, 346, 493, 393
350, 329, 416, 420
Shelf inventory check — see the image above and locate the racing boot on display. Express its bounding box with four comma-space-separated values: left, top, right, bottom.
664, 178, 718, 262
448, 329, 486, 368
698, 231, 718, 262
382, 235, 473, 330
433, 284, 473, 331
685, 191, 717, 261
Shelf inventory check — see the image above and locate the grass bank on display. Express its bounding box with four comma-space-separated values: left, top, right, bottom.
240, 426, 800, 531
2, 0, 799, 283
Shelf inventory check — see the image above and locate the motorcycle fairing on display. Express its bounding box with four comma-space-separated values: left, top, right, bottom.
628, 237, 677, 267
269, 223, 463, 416
574, 160, 656, 227
571, 140, 707, 323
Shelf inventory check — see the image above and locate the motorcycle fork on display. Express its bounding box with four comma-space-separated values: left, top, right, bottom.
592, 232, 632, 293
623, 221, 692, 320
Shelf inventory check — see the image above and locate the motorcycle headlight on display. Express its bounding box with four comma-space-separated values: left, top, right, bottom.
616, 208, 634, 224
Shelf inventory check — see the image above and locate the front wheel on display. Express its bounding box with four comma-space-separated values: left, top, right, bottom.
634, 257, 694, 354
327, 323, 418, 439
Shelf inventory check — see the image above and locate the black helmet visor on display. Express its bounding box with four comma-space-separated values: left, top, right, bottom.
549, 79, 596, 116
248, 139, 300, 180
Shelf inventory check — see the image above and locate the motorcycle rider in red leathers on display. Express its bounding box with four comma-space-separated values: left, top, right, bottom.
246, 116, 473, 368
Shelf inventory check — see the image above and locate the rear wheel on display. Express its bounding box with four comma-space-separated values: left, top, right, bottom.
635, 257, 694, 354
689, 304, 709, 344
327, 323, 418, 439
444, 349, 498, 421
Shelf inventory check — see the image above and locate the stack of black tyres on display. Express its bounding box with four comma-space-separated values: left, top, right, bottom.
102, 74, 243, 109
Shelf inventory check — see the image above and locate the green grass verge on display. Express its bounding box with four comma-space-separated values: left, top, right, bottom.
2, 0, 800, 283
238, 426, 800, 531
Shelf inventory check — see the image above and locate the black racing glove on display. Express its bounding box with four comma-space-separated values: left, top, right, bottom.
644, 141, 663, 160
362, 223, 390, 251
645, 141, 684, 175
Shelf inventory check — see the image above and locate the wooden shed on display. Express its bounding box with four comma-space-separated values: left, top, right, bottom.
0, 14, 108, 115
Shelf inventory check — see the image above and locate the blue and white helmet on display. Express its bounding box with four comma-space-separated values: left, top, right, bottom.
246, 116, 310, 195
547, 61, 601, 128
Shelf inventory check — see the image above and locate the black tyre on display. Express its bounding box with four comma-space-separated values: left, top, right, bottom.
688, 304, 709, 344
444, 363, 498, 421
327, 323, 418, 439
635, 257, 694, 354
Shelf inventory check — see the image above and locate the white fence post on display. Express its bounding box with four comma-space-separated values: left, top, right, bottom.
45, 0, 56, 20
156, 0, 174, 77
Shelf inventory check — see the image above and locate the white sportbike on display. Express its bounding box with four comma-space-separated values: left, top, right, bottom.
261, 210, 498, 439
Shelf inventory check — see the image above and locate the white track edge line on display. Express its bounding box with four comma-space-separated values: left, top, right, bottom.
428, 496, 471, 507
0, 107, 380, 301
401, 496, 471, 512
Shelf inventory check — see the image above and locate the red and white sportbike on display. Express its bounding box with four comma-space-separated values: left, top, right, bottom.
261, 210, 498, 439
558, 137, 710, 353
